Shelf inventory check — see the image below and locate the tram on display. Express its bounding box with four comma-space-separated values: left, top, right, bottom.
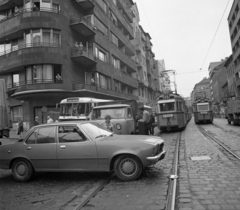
156, 92, 188, 131
192, 98, 213, 124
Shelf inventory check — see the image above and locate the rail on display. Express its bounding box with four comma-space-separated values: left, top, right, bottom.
0, 42, 61, 57
166, 134, 180, 210
71, 46, 95, 58
0, 7, 60, 23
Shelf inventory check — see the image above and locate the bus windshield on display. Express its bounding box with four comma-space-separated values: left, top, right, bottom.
159, 102, 175, 112
60, 103, 91, 116
91, 108, 126, 119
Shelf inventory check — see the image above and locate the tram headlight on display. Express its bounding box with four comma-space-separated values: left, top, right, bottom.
116, 124, 122, 130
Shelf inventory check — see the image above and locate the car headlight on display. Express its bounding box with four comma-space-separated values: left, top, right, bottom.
116, 124, 122, 130
152, 146, 158, 156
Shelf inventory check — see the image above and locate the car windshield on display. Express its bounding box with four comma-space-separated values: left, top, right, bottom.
80, 123, 113, 140
60, 103, 91, 117
91, 108, 126, 119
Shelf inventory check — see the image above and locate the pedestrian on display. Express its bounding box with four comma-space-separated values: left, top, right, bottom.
32, 3, 38, 11
149, 112, 155, 135
101, 114, 115, 132
14, 6, 19, 15
34, 116, 39, 126
55, 73, 62, 83
47, 116, 53, 123
139, 106, 150, 135
17, 118, 24, 138
75, 42, 79, 48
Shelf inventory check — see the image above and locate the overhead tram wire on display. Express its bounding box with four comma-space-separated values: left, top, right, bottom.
200, 0, 232, 70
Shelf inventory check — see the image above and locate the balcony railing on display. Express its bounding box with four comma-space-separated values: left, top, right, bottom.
73, 82, 138, 99
0, 7, 60, 23
0, 42, 61, 57
70, 15, 94, 28
7, 79, 63, 89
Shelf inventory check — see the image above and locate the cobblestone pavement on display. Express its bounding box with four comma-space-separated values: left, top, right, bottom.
212, 118, 240, 135
81, 132, 178, 210
178, 119, 240, 210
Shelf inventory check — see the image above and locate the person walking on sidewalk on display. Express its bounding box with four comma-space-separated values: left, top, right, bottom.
17, 118, 24, 138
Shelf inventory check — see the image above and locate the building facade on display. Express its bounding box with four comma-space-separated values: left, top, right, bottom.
227, 0, 240, 98
0, 0, 161, 128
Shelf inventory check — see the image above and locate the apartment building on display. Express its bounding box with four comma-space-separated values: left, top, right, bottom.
228, 0, 240, 98
191, 77, 211, 104
0, 0, 140, 127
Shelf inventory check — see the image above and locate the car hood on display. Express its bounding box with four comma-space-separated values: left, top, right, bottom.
102, 135, 163, 144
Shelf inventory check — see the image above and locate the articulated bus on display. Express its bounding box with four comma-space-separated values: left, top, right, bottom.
59, 97, 113, 121
156, 93, 188, 131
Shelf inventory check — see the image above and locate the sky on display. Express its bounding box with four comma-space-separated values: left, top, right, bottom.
134, 0, 234, 97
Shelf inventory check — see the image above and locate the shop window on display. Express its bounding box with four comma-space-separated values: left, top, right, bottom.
11, 106, 23, 122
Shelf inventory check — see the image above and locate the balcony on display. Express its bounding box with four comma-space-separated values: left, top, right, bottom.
70, 15, 95, 36
8, 79, 64, 96
71, 46, 97, 66
0, 7, 60, 24
0, 42, 61, 57
73, 82, 138, 100
116, 0, 133, 23
137, 75, 144, 85
75, 0, 94, 10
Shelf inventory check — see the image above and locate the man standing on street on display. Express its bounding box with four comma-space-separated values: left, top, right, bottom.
47, 116, 53, 123
34, 116, 39, 126
139, 106, 150, 135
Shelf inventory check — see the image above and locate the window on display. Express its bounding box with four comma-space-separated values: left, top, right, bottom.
94, 17, 108, 36
96, 0, 107, 14
159, 102, 175, 112
26, 64, 55, 83
95, 46, 108, 62
111, 33, 118, 46
13, 74, 19, 87
26, 129, 38, 144
112, 56, 120, 69
110, 11, 118, 26
11, 106, 23, 122
58, 126, 87, 142
37, 126, 56, 144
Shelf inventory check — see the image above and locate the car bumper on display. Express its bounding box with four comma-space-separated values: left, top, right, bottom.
146, 150, 166, 163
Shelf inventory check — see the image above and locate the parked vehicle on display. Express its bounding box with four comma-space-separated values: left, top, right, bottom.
156, 92, 188, 131
226, 99, 240, 125
0, 121, 166, 182
192, 98, 213, 124
89, 100, 142, 135
58, 97, 113, 121
0, 79, 12, 138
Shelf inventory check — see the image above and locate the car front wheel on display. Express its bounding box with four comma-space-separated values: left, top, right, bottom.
114, 155, 142, 181
12, 159, 34, 182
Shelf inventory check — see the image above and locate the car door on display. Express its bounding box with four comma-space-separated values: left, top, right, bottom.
23, 126, 58, 170
126, 108, 135, 134
57, 125, 98, 170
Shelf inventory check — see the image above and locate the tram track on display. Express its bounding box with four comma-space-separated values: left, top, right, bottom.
197, 125, 240, 163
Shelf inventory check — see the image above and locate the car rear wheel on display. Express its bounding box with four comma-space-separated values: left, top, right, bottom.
12, 159, 34, 182
114, 155, 142, 181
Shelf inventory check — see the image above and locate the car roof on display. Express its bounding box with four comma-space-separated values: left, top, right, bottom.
93, 104, 130, 109
32, 121, 97, 128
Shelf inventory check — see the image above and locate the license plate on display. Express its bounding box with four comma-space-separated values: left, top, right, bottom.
200, 112, 207, 114
162, 114, 173, 118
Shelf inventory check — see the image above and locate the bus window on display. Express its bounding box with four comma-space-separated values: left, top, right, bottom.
61, 104, 72, 116
159, 102, 175, 112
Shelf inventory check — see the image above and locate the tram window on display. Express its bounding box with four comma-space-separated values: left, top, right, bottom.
159, 102, 175, 112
